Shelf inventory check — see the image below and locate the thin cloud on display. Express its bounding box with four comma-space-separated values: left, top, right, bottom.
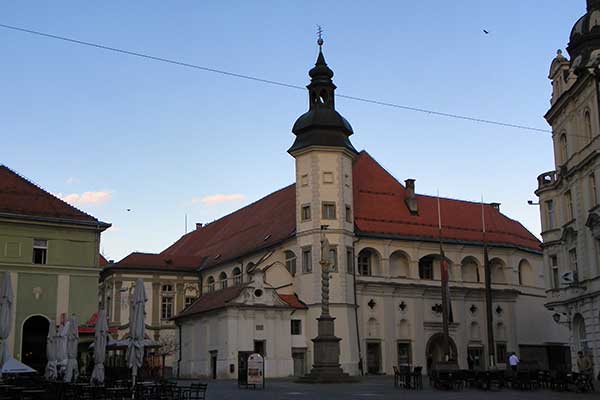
62, 191, 112, 205
192, 194, 246, 205
65, 177, 79, 184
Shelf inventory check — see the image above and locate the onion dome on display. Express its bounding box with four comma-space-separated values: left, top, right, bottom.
567, 0, 600, 71
288, 39, 357, 156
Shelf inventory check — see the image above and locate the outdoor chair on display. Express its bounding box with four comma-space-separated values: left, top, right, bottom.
550, 370, 568, 391
392, 366, 400, 388
187, 383, 208, 400
411, 366, 423, 390
398, 366, 411, 389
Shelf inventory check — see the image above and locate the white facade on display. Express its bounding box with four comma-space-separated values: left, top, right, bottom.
536, 1, 600, 375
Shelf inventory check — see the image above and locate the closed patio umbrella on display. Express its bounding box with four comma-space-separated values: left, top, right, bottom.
126, 278, 147, 392
55, 321, 69, 379
64, 315, 79, 382
0, 272, 14, 378
44, 321, 57, 380
90, 310, 108, 385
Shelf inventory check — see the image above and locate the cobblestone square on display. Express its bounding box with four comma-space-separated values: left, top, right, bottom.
190, 377, 600, 400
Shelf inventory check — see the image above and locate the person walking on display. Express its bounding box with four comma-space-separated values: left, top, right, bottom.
509, 352, 520, 373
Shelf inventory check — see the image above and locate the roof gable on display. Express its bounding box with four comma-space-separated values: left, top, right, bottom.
0, 165, 101, 223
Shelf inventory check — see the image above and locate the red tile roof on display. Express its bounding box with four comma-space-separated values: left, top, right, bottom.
174, 286, 245, 319
162, 184, 296, 267
279, 294, 308, 309
104, 252, 204, 273
160, 151, 539, 268
0, 165, 107, 225
174, 286, 305, 320
99, 254, 109, 266
353, 152, 541, 251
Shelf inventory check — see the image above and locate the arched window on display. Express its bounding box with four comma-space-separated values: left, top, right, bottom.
461, 256, 480, 283
233, 267, 242, 286
560, 133, 568, 164
518, 259, 534, 286
490, 258, 507, 284
585, 110, 593, 140
285, 251, 297, 276
419, 255, 435, 280
390, 251, 410, 277
219, 272, 228, 289
206, 276, 215, 293
357, 249, 372, 276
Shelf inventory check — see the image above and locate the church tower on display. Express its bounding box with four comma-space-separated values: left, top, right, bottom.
289, 38, 360, 375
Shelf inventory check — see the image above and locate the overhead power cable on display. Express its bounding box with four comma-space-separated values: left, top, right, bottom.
0, 22, 552, 134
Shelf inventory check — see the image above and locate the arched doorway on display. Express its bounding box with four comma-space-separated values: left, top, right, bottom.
21, 315, 50, 372
426, 333, 458, 368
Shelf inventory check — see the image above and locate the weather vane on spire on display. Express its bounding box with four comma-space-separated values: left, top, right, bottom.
316, 25, 324, 49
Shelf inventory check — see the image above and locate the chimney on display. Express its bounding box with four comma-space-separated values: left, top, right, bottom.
490, 202, 501, 212
404, 179, 418, 215
196, 223, 203, 230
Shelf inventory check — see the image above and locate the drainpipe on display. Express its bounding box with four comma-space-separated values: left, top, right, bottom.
352, 238, 364, 376
176, 321, 182, 379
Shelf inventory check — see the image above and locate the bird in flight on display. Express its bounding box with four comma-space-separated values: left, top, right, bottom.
483, 29, 490, 34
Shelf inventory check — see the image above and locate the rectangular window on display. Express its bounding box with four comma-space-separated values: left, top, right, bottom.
291, 319, 302, 335
161, 296, 173, 320
302, 247, 312, 273
397, 342, 412, 365
569, 248, 578, 275
301, 205, 311, 221
566, 191, 574, 221
346, 248, 354, 274
551, 255, 559, 289
32, 239, 48, 265
185, 296, 197, 308
496, 343, 507, 364
345, 205, 352, 223
253, 340, 266, 357
546, 200, 555, 229
591, 173, 598, 207
329, 248, 338, 272
322, 202, 336, 220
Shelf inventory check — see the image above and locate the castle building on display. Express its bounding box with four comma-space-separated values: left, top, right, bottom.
110, 42, 569, 379
537, 0, 600, 375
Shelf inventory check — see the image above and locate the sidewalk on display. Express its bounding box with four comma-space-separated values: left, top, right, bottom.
178, 376, 600, 399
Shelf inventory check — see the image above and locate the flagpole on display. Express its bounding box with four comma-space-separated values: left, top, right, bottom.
437, 191, 451, 362
482, 196, 496, 369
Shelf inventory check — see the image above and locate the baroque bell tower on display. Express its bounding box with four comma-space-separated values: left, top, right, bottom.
288, 36, 360, 376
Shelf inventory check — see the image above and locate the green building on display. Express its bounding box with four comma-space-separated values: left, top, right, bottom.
0, 165, 110, 372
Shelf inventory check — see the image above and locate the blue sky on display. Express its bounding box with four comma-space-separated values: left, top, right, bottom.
0, 1, 582, 261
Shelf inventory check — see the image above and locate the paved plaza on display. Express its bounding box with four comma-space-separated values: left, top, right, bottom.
192, 376, 600, 400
